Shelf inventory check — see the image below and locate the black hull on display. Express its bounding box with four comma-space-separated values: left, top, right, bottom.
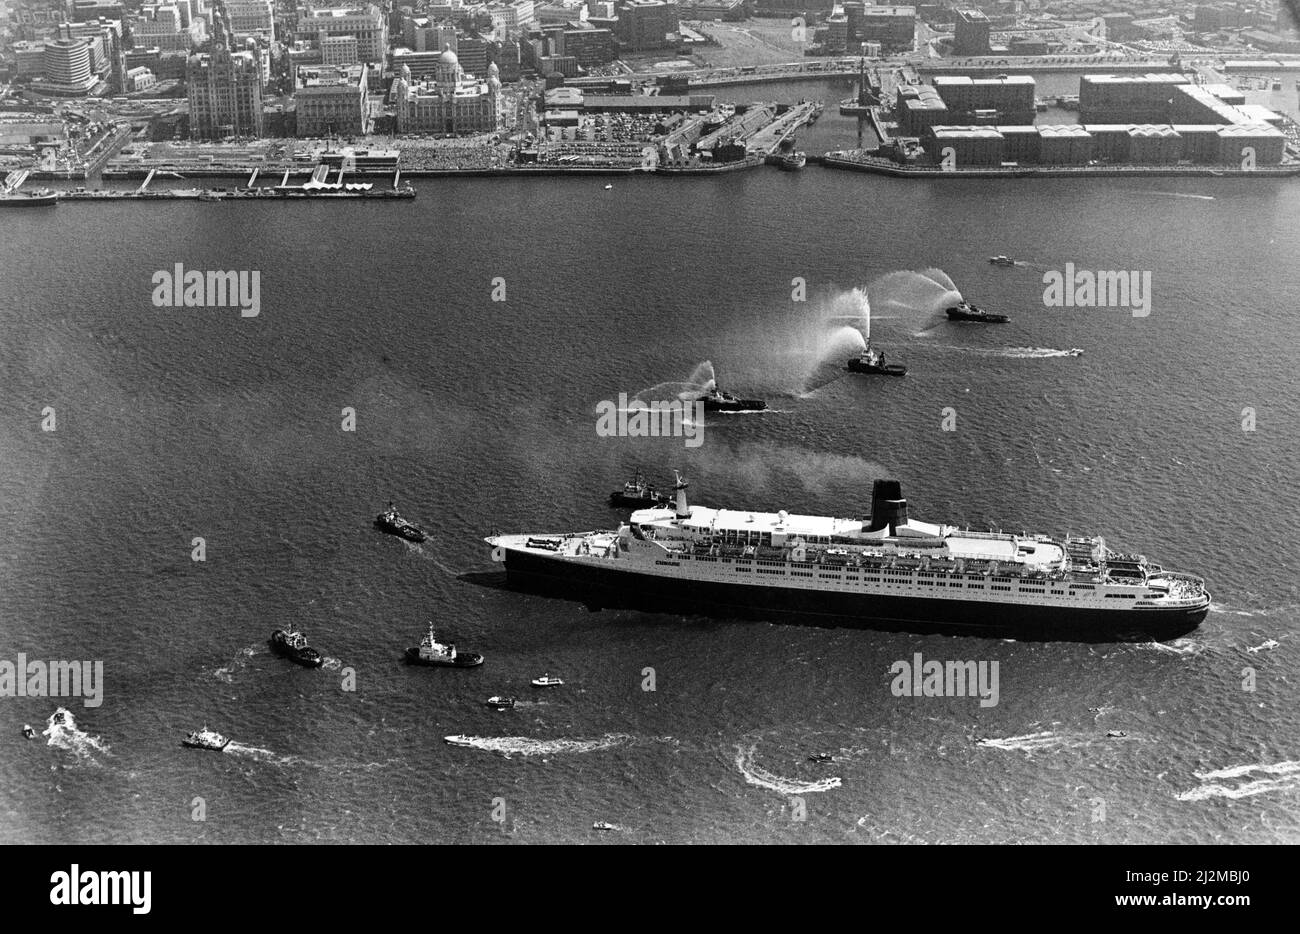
375, 518, 427, 542
269, 637, 324, 668
847, 361, 906, 376
947, 311, 1009, 323
404, 648, 484, 667
499, 550, 1206, 644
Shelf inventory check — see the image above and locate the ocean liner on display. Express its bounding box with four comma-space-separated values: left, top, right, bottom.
485, 477, 1209, 642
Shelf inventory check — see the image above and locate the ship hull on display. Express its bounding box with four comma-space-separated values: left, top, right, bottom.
498, 548, 1206, 643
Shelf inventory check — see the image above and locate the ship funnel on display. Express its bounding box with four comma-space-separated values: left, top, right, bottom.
673, 470, 690, 519
866, 479, 908, 534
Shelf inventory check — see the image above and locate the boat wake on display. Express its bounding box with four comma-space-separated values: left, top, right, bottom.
42, 707, 111, 762
1140, 637, 1206, 657
734, 745, 841, 795
1176, 759, 1300, 801
223, 741, 309, 766
1136, 190, 1215, 201
976, 730, 1086, 753
447, 733, 637, 757
212, 644, 259, 683
916, 344, 1084, 359
320, 657, 344, 671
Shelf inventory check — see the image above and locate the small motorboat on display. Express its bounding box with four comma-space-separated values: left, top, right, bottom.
593, 820, 622, 831
531, 674, 564, 688
1106, 730, 1128, 739
444, 734, 474, 747
847, 344, 906, 376
486, 695, 516, 710
21, 724, 36, 739
807, 753, 835, 763
405, 623, 484, 667
374, 501, 427, 542
604, 184, 613, 190
182, 726, 231, 751
988, 255, 1015, 266
269, 627, 324, 668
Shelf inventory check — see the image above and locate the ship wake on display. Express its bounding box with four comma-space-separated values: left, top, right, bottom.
734, 744, 841, 795
448, 733, 638, 757
1176, 759, 1300, 801
42, 707, 111, 762
976, 730, 1087, 753
212, 644, 260, 683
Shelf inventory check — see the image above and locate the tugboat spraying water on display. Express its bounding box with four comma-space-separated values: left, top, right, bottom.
695, 384, 767, 412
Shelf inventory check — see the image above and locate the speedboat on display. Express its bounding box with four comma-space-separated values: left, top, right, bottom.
593, 821, 621, 831
21, 724, 36, 739
486, 695, 516, 710
531, 674, 564, 688
270, 628, 324, 668
444, 734, 475, 747
847, 344, 906, 376
182, 726, 231, 751
807, 753, 835, 763
946, 301, 1009, 323
405, 623, 484, 667
375, 501, 427, 542
988, 255, 1015, 266
1106, 730, 1128, 738
604, 184, 613, 190
609, 469, 669, 508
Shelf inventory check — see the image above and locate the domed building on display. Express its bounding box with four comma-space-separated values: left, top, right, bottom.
392, 44, 501, 136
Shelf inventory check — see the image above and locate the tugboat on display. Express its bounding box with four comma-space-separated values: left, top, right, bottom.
695, 385, 767, 413
374, 501, 427, 542
945, 300, 1009, 323
0, 188, 58, 207
609, 469, 669, 508
269, 627, 324, 668
181, 726, 231, 751
531, 674, 564, 688
778, 150, 807, 171
847, 343, 907, 376
405, 623, 484, 667
988, 255, 1015, 267
486, 695, 516, 710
